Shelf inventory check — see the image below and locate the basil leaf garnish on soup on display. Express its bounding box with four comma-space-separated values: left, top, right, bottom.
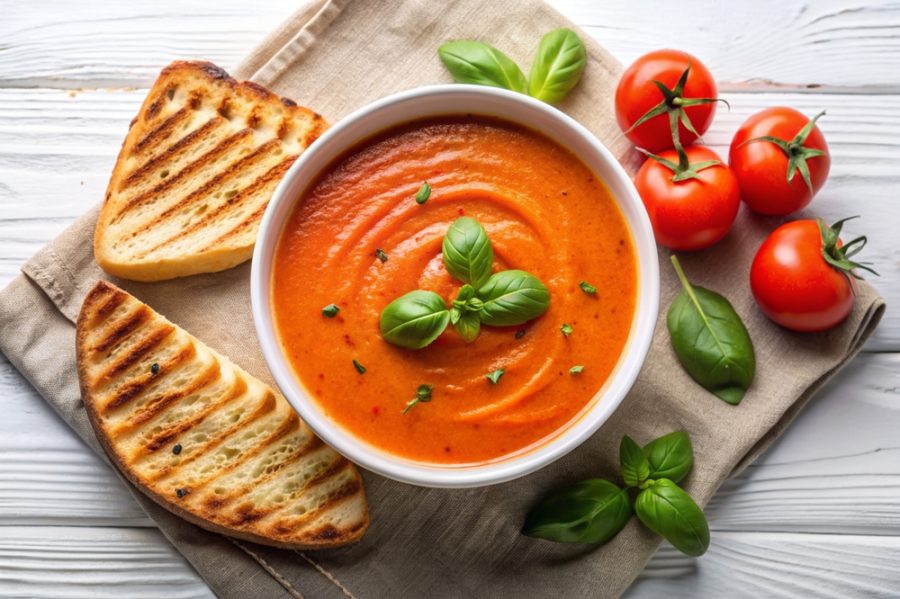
379, 290, 450, 349
442, 217, 494, 289
476, 270, 551, 327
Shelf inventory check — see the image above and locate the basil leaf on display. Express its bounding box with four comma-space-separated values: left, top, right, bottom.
442, 217, 494, 288
454, 311, 481, 343
438, 40, 528, 93
634, 479, 710, 557
477, 270, 550, 326
380, 290, 450, 349
528, 28, 586, 104
643, 431, 693, 484
322, 303, 340, 318
619, 435, 650, 488
579, 280, 597, 295
523, 479, 632, 544
485, 368, 505, 384
569, 365, 584, 374
415, 181, 431, 204
667, 256, 755, 405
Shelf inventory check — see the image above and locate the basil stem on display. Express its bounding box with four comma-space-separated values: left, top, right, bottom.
579, 281, 597, 295
442, 217, 494, 289
619, 435, 650, 488
667, 256, 755, 405
379, 290, 450, 349
403, 384, 433, 414
643, 431, 693, 484
523, 479, 633, 544
528, 28, 586, 104
634, 479, 710, 557
477, 270, 550, 326
438, 40, 528, 93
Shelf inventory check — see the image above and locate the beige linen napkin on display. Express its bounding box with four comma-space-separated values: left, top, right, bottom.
0, 1, 885, 597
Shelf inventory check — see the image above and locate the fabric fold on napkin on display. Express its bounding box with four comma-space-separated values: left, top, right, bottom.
0, 0, 885, 597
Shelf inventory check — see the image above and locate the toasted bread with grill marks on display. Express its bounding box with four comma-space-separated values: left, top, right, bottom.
94, 60, 327, 282
76, 281, 368, 549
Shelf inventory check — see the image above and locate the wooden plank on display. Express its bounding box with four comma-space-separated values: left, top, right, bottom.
0, 87, 895, 348
0, 526, 213, 599
630, 532, 900, 597
2, 1, 900, 89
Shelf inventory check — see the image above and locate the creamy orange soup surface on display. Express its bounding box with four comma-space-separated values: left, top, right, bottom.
272, 115, 637, 464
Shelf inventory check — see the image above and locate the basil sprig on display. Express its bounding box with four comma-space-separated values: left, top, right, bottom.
667, 256, 755, 404
380, 215, 550, 350
438, 28, 585, 105
523, 430, 710, 557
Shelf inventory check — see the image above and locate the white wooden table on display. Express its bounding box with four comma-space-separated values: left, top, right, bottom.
2, 1, 898, 597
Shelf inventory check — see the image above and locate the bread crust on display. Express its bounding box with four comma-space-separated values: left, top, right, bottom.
76, 281, 369, 549
94, 61, 327, 282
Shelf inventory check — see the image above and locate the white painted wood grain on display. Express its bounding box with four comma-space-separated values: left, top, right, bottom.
0, 526, 214, 599
630, 532, 900, 598
4, 1, 900, 89
1, 1, 898, 597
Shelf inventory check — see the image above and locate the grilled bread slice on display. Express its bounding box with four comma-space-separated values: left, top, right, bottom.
94, 61, 327, 282
76, 281, 368, 549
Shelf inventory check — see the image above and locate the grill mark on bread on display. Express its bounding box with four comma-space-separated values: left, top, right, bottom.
89, 287, 127, 324
119, 360, 222, 434
141, 375, 247, 454
113, 128, 255, 222
90, 306, 151, 356
131, 107, 192, 157
145, 391, 279, 483
267, 467, 360, 532
102, 343, 196, 414
97, 323, 176, 381
136, 154, 297, 259
120, 116, 225, 189
196, 435, 324, 512
156, 402, 297, 490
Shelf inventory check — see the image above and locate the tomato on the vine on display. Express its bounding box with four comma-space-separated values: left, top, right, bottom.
615, 49, 721, 152
634, 145, 740, 251
750, 217, 877, 332
729, 107, 830, 216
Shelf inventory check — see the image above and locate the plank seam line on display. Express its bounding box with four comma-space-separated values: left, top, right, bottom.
296, 550, 356, 599
229, 538, 304, 599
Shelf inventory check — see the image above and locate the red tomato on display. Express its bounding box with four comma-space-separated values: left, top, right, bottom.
634, 145, 740, 251
750, 219, 870, 332
616, 49, 718, 152
729, 107, 830, 215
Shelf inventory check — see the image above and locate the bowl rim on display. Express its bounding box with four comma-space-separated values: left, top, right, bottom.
251, 83, 659, 488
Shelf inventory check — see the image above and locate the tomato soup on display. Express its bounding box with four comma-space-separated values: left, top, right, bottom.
272, 116, 637, 464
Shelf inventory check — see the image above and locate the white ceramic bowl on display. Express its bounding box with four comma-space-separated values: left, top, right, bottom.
251, 84, 659, 488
